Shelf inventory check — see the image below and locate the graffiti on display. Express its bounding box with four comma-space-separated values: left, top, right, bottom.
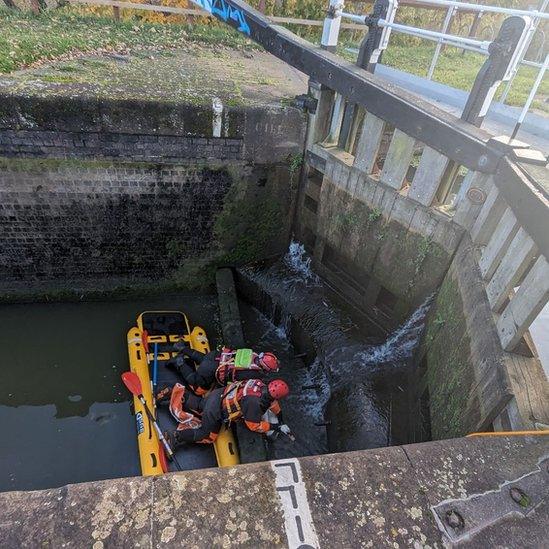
190, 0, 251, 36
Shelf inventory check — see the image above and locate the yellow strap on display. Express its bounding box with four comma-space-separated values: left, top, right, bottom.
467, 430, 549, 437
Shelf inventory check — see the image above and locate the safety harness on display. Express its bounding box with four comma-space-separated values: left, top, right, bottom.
215, 347, 262, 385
221, 379, 263, 424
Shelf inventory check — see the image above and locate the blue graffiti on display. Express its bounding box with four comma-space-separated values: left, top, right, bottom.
191, 0, 251, 36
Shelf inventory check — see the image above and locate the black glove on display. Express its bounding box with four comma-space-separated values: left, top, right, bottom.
173, 342, 190, 353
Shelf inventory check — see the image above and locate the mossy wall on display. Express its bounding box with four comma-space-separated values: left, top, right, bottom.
296, 154, 463, 324
0, 92, 305, 300
419, 237, 513, 438
0, 157, 296, 300
422, 276, 476, 438
316, 181, 451, 306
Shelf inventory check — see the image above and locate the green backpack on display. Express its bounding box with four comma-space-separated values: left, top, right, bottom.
234, 348, 254, 368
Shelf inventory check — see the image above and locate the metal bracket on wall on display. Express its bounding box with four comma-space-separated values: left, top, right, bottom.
294, 94, 319, 114
431, 457, 549, 544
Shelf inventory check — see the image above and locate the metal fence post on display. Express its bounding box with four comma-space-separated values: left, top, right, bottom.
437, 16, 529, 205
427, 5, 457, 80
462, 16, 528, 126
337, 0, 397, 150
500, 0, 548, 104
321, 0, 344, 52
357, 0, 392, 72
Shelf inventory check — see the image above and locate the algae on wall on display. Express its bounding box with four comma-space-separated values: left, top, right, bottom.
421, 274, 475, 439
316, 181, 450, 307
172, 162, 295, 291
0, 155, 296, 300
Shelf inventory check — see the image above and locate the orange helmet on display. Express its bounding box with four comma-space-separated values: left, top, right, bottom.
258, 352, 279, 372
268, 379, 289, 400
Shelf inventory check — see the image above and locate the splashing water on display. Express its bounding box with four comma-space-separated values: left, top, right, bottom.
239, 241, 432, 449
326, 294, 433, 392
294, 357, 331, 422
358, 295, 433, 366
284, 240, 320, 284
274, 311, 292, 340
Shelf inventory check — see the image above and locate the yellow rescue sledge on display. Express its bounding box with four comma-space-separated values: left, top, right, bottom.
127, 310, 239, 476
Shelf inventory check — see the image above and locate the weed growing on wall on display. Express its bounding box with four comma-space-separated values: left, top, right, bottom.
414, 236, 434, 276
214, 186, 285, 265
335, 211, 359, 231
367, 207, 382, 225
288, 152, 303, 175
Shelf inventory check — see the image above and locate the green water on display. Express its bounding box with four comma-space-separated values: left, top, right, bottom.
0, 294, 219, 492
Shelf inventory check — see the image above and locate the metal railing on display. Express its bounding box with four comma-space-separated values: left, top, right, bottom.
322, 0, 547, 139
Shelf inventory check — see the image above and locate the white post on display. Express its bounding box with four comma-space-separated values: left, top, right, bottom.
212, 97, 223, 138
427, 6, 456, 80
321, 0, 344, 51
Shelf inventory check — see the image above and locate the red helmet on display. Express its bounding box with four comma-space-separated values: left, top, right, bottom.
268, 379, 289, 400
258, 352, 279, 372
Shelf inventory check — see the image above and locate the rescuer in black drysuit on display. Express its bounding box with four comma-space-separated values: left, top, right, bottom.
166, 343, 280, 395
161, 378, 292, 447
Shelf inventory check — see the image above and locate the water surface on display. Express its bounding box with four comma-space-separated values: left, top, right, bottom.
0, 294, 219, 492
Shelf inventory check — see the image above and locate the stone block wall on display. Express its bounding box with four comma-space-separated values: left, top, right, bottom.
0, 130, 243, 163
0, 159, 229, 281
0, 95, 306, 298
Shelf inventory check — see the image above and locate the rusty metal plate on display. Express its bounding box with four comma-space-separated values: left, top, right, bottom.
466, 187, 487, 205
432, 457, 549, 544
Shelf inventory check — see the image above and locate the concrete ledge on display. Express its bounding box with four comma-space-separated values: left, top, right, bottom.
1, 436, 547, 547
216, 268, 268, 464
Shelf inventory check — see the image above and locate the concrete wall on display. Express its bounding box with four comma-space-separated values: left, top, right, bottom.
0, 95, 302, 165
296, 144, 549, 442
0, 95, 306, 298
421, 236, 549, 438
1, 435, 547, 547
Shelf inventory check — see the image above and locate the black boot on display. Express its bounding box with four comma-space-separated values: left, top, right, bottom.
165, 359, 182, 374
164, 430, 188, 450
164, 430, 176, 449
173, 342, 191, 354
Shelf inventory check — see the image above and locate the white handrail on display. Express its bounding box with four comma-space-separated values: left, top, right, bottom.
392, 0, 548, 20
377, 19, 492, 51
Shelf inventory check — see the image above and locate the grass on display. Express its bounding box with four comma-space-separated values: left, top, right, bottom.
338, 39, 548, 113
0, 6, 256, 73
0, 6, 546, 112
